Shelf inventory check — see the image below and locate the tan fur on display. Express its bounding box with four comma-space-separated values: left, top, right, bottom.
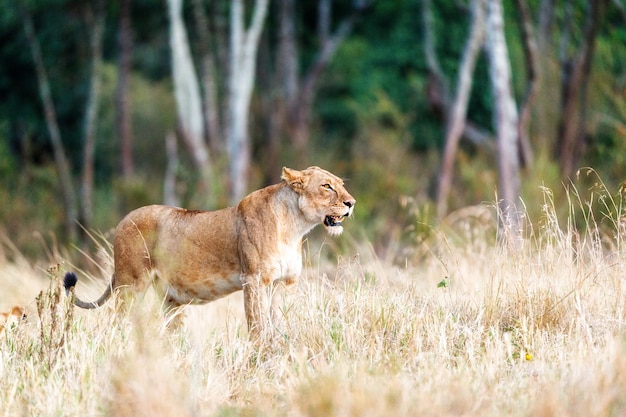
0, 306, 26, 336
64, 166, 355, 338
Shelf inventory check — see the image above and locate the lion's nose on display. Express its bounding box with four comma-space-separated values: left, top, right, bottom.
344, 199, 355, 209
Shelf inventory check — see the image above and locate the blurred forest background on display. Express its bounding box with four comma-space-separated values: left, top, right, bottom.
0, 0, 625, 261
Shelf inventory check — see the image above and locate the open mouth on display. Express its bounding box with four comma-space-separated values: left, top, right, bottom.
324, 215, 345, 236
324, 215, 344, 228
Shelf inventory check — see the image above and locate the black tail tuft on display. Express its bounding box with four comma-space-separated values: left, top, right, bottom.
63, 272, 78, 294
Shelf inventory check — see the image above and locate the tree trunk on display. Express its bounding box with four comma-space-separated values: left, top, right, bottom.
168, 0, 213, 206
435, 0, 486, 220
554, 0, 606, 178
19, 1, 78, 242
163, 131, 180, 207
210, 0, 230, 106
259, 0, 299, 184
269, 0, 298, 172
117, 0, 134, 178
537, 0, 554, 52
81, 0, 106, 234
258, 30, 281, 185
279, 0, 299, 111
486, 0, 522, 247
191, 0, 223, 156
513, 0, 537, 169
227, 0, 269, 203
423, 0, 495, 157
289, 0, 368, 152
533, 0, 555, 148
422, 0, 449, 114
613, 0, 626, 24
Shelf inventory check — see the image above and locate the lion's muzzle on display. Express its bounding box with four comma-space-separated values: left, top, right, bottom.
323, 198, 355, 235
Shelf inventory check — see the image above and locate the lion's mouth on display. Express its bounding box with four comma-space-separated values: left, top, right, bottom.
323, 209, 352, 236
324, 215, 344, 228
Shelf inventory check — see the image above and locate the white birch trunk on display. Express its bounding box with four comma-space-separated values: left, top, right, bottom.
168, 0, 212, 204
486, 0, 522, 247
228, 0, 269, 203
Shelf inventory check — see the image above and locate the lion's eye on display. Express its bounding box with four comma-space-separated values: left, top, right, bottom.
322, 184, 333, 191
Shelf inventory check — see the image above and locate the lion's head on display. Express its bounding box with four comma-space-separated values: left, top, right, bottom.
281, 166, 356, 236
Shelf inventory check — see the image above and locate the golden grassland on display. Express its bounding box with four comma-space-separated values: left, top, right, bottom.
2, 185, 626, 416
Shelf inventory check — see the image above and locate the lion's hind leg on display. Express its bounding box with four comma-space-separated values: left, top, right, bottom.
162, 298, 186, 330
152, 279, 187, 330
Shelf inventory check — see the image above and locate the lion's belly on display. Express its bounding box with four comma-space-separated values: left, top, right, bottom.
150, 218, 243, 304
165, 271, 243, 305
153, 235, 302, 304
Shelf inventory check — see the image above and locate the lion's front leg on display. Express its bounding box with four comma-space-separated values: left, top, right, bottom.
267, 276, 298, 335
242, 273, 271, 342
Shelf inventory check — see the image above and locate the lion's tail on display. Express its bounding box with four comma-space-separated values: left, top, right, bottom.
63, 272, 114, 309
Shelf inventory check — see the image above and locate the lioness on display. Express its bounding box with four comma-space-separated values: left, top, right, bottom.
0, 306, 26, 336
64, 166, 355, 338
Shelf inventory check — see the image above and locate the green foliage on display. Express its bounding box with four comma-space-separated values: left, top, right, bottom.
584, 25, 626, 185
340, 90, 441, 261
0, 123, 15, 179
114, 176, 160, 215
0, 162, 66, 257
94, 63, 175, 183
0, 0, 90, 166
0, 57, 174, 256
318, 1, 430, 150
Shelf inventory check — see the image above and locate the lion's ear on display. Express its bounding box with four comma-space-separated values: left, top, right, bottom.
281, 167, 306, 191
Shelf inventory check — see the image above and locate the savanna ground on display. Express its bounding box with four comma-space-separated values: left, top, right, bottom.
2, 181, 626, 417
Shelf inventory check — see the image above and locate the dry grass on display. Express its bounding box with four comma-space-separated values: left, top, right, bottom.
2, 183, 626, 416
